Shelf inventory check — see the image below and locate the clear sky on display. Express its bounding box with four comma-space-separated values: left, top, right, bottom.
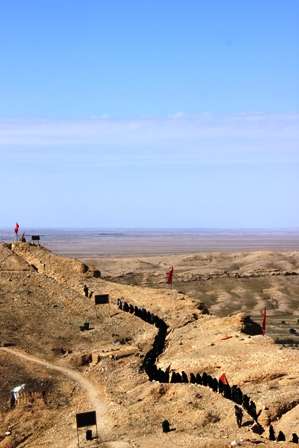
0, 1, 298, 228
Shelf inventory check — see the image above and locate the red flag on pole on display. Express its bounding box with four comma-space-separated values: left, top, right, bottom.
166, 266, 174, 286
14, 223, 20, 235
261, 307, 267, 336
219, 373, 229, 385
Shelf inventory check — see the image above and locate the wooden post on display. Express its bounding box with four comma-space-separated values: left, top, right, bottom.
96, 420, 99, 439
95, 303, 99, 319
76, 427, 80, 448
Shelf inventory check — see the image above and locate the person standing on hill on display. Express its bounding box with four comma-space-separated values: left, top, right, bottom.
234, 405, 243, 427
166, 266, 174, 287
14, 222, 20, 240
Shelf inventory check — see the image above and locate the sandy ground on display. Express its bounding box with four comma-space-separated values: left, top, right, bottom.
1, 242, 298, 447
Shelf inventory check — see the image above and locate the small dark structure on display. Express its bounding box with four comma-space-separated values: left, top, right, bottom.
162, 420, 170, 433
94, 294, 109, 305
31, 235, 40, 245
75, 411, 98, 447
80, 322, 91, 331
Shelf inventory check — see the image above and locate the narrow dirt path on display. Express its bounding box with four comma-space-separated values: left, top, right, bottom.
0, 347, 114, 447
1, 347, 106, 419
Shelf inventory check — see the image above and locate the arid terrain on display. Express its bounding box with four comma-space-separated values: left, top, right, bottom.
1, 241, 299, 447
93, 251, 299, 345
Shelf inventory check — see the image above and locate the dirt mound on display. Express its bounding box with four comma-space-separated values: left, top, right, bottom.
0, 244, 32, 272
11, 242, 88, 282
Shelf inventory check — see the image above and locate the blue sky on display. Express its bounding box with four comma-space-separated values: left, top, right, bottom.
0, 1, 298, 228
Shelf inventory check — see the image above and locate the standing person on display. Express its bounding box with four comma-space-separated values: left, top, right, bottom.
10, 392, 16, 409
166, 266, 174, 287
234, 405, 243, 428
261, 307, 267, 335
14, 223, 20, 240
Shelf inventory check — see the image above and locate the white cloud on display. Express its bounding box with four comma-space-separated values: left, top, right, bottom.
0, 113, 298, 170
0, 113, 298, 146
168, 111, 185, 119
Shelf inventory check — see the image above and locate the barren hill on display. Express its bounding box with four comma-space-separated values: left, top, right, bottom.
0, 243, 298, 447
96, 251, 299, 344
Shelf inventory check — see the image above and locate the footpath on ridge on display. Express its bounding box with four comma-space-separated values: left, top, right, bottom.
0, 347, 131, 448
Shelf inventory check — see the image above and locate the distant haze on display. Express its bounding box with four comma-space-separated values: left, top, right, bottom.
1, 228, 299, 257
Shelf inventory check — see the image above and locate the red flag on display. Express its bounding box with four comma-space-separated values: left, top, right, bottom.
219, 373, 229, 385
166, 266, 174, 285
261, 307, 267, 336
14, 223, 20, 235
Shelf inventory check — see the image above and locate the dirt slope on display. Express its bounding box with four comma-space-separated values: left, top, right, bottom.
0, 243, 298, 447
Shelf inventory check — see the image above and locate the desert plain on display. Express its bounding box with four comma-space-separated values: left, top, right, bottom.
0, 231, 299, 447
